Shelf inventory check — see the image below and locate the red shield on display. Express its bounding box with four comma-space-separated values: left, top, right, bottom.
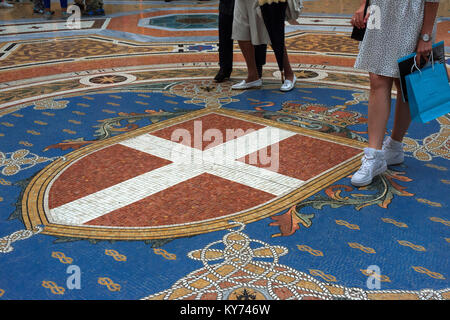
23, 110, 363, 240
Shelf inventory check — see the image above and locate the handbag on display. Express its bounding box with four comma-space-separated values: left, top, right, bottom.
351, 0, 369, 41
405, 51, 450, 123
286, 0, 303, 22
398, 41, 446, 102
256, 0, 303, 21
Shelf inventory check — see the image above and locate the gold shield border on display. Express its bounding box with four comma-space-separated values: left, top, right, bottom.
22, 108, 366, 240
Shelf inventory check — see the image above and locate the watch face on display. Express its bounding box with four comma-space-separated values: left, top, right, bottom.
422, 34, 430, 42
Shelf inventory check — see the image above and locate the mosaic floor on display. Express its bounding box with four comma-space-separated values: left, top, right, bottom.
0, 0, 449, 302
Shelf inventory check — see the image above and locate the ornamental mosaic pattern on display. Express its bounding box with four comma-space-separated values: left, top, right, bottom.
0, 149, 57, 176
144, 222, 449, 301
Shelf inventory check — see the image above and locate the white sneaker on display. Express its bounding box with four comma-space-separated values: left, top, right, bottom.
0, 1, 13, 8
280, 75, 297, 92
231, 79, 262, 90
382, 136, 404, 165
351, 148, 387, 187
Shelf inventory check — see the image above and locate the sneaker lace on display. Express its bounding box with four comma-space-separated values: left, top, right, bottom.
358, 156, 373, 174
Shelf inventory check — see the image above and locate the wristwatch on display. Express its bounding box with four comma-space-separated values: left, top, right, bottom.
421, 33, 431, 42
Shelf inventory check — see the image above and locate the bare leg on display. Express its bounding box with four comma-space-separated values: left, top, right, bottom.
237, 40, 259, 82
367, 73, 394, 150
390, 78, 411, 142
283, 47, 294, 81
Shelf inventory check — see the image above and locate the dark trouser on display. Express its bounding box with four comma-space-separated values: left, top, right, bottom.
33, 0, 44, 10
43, 0, 67, 9
218, 11, 267, 72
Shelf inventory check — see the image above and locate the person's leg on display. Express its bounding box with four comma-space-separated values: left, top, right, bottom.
33, 0, 44, 13
391, 78, 411, 142
84, 0, 92, 13
231, 0, 262, 89
60, 0, 68, 17
382, 78, 411, 165
216, 11, 233, 81
86, 0, 104, 15
43, 0, 54, 19
237, 40, 259, 83
282, 47, 294, 81
351, 73, 393, 186
254, 44, 266, 78
367, 73, 394, 150
279, 47, 296, 91
97, 0, 105, 13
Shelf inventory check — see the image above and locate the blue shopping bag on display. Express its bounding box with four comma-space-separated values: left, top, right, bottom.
405, 56, 450, 123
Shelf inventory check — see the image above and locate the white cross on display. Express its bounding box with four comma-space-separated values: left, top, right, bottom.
48, 126, 306, 226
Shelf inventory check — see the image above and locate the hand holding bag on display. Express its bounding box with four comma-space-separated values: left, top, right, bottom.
351, 0, 369, 41
405, 51, 450, 123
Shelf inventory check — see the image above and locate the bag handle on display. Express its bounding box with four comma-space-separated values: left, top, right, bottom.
411, 49, 435, 75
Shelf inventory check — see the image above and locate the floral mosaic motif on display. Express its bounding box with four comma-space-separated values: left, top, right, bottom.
346, 92, 370, 106
87, 75, 129, 85
0, 149, 57, 176
403, 115, 450, 161
293, 70, 320, 79
241, 97, 368, 142
92, 108, 190, 139
44, 108, 191, 151
281, 101, 367, 127
0, 225, 44, 254
33, 98, 69, 110
143, 222, 448, 300
168, 80, 240, 109
270, 169, 413, 237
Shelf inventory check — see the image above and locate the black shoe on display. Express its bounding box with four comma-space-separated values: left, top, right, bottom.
214, 69, 232, 83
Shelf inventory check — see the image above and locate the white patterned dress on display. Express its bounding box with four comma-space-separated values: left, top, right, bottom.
354, 0, 440, 78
